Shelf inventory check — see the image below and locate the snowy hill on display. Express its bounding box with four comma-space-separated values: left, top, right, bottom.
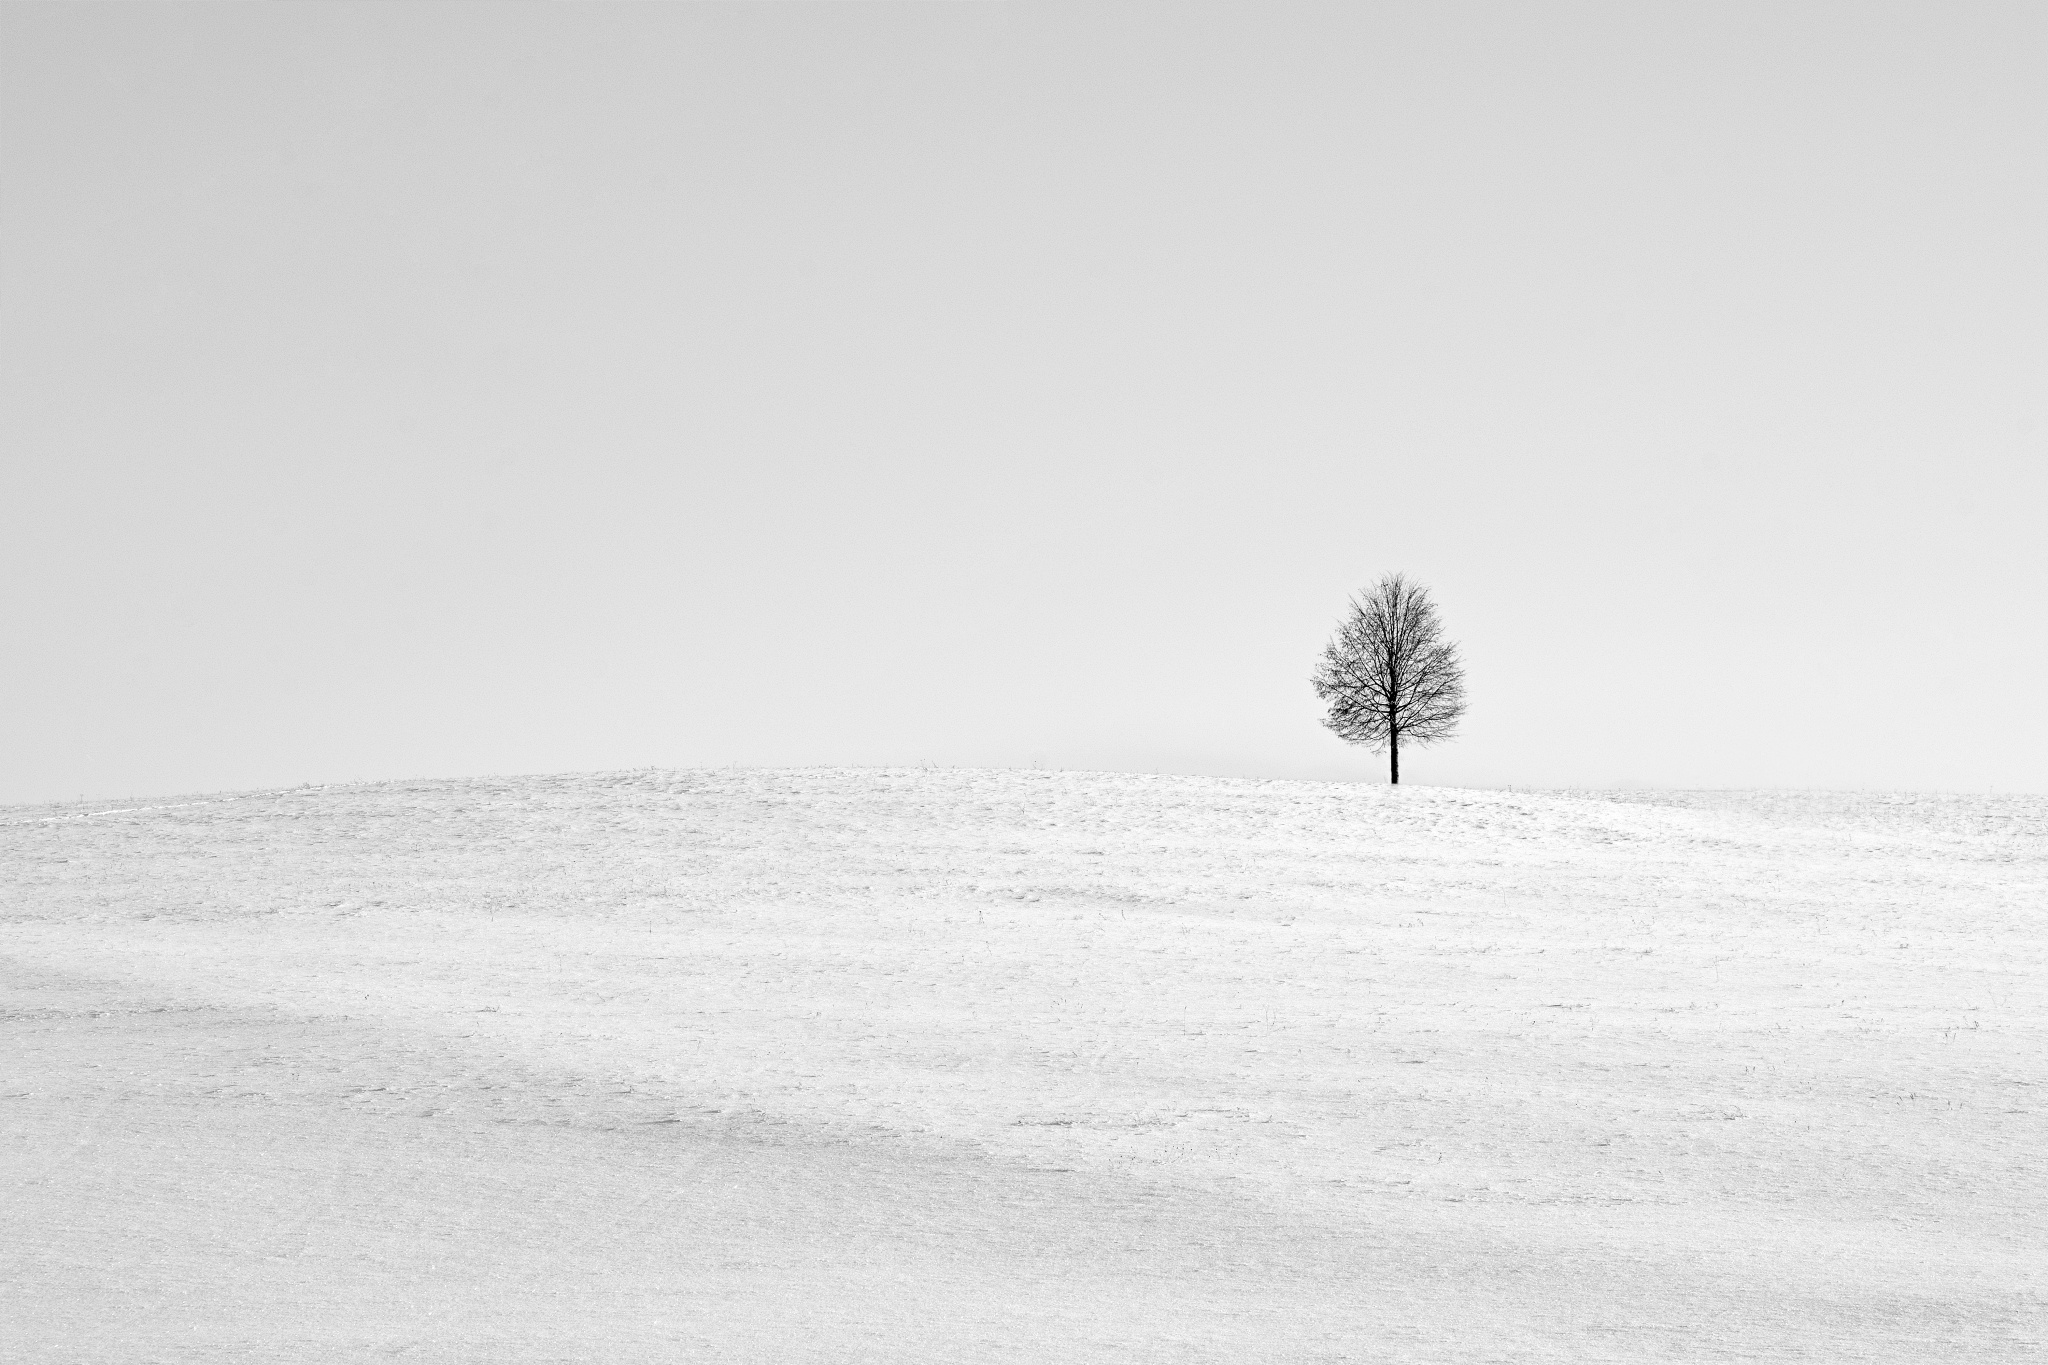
5, 769, 2044, 1362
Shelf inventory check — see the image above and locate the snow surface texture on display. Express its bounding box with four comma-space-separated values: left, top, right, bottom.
4, 769, 2044, 1363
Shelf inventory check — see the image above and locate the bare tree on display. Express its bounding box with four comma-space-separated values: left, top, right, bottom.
1312, 573, 1467, 784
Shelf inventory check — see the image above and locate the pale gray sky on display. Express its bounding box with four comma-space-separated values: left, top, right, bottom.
5, 2, 2044, 804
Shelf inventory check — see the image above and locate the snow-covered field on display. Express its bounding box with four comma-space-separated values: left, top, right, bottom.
5, 768, 2043, 1363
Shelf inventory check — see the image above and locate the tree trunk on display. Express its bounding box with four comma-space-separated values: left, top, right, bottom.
1390, 731, 1400, 784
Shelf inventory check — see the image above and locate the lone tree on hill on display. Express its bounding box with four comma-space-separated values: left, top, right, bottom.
1312, 573, 1467, 784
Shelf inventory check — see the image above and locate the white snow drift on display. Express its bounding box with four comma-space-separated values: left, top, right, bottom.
4, 769, 2043, 1362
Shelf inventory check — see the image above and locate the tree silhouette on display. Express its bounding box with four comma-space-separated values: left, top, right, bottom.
1312, 573, 1467, 784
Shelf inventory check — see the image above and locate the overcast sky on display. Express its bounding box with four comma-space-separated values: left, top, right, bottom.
5, 2, 2044, 804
